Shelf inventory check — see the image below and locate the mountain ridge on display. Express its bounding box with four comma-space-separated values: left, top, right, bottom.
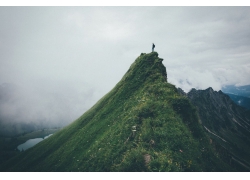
1, 52, 233, 171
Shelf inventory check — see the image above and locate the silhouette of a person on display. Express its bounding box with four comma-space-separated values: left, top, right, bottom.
152, 43, 155, 52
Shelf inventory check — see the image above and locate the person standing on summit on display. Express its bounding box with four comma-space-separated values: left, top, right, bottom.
152, 43, 155, 52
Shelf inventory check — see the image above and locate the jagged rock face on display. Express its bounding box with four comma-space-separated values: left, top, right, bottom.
185, 87, 250, 170
1, 52, 233, 172
187, 87, 250, 133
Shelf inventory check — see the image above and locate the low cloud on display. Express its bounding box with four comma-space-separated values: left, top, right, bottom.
0, 81, 99, 130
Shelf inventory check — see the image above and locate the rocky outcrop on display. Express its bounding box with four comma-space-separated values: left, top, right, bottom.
182, 87, 250, 171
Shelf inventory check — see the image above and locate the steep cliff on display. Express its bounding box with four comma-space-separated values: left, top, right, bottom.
185, 87, 250, 171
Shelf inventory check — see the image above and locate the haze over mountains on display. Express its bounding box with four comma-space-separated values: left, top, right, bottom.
0, 82, 97, 137
1, 83, 249, 137
222, 85, 250, 98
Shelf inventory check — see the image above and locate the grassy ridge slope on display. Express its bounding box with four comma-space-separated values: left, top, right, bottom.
1, 52, 232, 171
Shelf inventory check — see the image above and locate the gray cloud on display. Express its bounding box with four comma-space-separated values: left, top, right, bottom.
0, 7, 250, 129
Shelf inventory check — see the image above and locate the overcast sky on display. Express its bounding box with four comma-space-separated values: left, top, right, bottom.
1, 6, 250, 127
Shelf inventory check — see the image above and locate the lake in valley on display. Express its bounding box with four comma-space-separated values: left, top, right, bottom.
17, 134, 53, 151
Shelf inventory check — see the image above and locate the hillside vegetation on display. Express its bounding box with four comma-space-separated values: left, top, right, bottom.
1, 52, 232, 171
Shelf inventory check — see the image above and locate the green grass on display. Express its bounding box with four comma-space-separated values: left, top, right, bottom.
0, 52, 233, 172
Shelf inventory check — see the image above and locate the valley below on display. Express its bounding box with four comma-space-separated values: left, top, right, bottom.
0, 128, 60, 165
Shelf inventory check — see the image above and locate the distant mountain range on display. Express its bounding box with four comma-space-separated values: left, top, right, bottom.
222, 85, 250, 98
222, 85, 250, 109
